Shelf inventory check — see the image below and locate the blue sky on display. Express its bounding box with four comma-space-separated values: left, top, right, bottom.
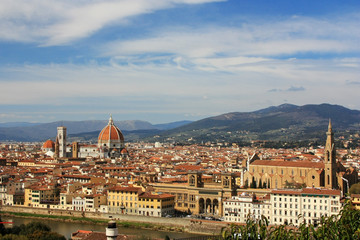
0, 0, 359, 124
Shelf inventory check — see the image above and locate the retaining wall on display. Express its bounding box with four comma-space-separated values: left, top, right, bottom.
0, 206, 227, 235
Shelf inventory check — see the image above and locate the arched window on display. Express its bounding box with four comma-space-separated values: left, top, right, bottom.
190, 175, 195, 185
224, 177, 229, 187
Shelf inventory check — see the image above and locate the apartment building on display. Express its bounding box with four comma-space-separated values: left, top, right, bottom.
138, 192, 175, 217
271, 188, 341, 226
223, 188, 342, 226
223, 193, 271, 223
107, 186, 142, 214
24, 185, 57, 207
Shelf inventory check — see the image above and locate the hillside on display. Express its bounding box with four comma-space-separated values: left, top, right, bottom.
1, 103, 359, 143
149, 103, 360, 143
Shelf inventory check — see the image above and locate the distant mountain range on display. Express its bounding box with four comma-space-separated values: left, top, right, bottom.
0, 120, 192, 142
148, 103, 360, 143
1, 104, 359, 143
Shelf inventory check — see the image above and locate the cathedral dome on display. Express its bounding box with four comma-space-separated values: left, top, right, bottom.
42, 139, 55, 150
98, 116, 124, 149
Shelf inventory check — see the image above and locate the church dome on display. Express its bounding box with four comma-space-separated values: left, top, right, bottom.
42, 139, 55, 150
98, 116, 124, 149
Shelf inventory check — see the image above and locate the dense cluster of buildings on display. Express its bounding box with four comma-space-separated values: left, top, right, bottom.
0, 118, 359, 226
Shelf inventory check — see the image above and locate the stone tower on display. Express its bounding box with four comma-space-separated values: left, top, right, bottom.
188, 171, 203, 187
324, 120, 337, 189
57, 126, 67, 158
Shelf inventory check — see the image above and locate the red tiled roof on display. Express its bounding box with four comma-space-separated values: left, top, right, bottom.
139, 192, 174, 199
272, 188, 341, 196
251, 160, 324, 168
98, 124, 124, 142
108, 186, 141, 192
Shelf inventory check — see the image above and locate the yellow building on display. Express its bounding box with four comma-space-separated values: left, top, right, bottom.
107, 186, 141, 214
138, 192, 175, 217
24, 185, 57, 207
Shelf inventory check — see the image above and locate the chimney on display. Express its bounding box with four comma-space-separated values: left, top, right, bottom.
106, 221, 118, 240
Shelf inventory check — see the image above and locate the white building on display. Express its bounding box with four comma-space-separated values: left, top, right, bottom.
271, 188, 341, 226
223, 188, 342, 226
223, 192, 270, 223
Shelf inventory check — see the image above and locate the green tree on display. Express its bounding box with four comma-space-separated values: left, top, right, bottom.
0, 217, 6, 235
0, 221, 65, 240
349, 183, 360, 194
0, 234, 28, 240
221, 200, 360, 240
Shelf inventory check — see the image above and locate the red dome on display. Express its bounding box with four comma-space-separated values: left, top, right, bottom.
98, 125, 124, 142
98, 116, 124, 143
43, 139, 55, 149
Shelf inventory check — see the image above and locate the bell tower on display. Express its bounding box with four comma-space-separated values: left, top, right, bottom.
57, 126, 67, 158
324, 120, 337, 189
188, 171, 203, 188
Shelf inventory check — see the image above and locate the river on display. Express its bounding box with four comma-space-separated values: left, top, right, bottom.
2, 216, 203, 240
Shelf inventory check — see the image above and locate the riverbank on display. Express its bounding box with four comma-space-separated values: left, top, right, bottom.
0, 206, 227, 235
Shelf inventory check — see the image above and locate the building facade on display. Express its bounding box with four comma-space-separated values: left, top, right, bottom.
151, 171, 237, 216
243, 121, 358, 191
223, 188, 342, 226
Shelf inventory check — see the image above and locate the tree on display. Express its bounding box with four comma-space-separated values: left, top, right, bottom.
221, 200, 360, 240
0, 221, 65, 240
0, 216, 6, 235
244, 180, 249, 188
349, 183, 360, 194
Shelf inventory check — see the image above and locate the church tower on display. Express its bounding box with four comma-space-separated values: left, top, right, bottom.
57, 126, 67, 158
324, 120, 337, 189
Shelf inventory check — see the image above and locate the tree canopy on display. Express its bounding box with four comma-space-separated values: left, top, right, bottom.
221, 200, 360, 240
0, 220, 65, 240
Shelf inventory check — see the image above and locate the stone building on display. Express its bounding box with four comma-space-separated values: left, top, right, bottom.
243, 121, 358, 191
150, 171, 237, 216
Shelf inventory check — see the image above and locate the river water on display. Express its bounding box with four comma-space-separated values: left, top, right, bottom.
2, 216, 202, 240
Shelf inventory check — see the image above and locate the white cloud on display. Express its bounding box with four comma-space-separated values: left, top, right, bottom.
0, 0, 224, 45
102, 13, 360, 71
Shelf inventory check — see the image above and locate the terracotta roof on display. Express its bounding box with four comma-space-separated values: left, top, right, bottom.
108, 186, 141, 192
98, 117, 124, 142
42, 140, 55, 149
139, 192, 174, 199
301, 188, 341, 196
251, 160, 324, 168
272, 188, 341, 196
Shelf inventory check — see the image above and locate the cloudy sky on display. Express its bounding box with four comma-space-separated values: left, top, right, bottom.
0, 0, 359, 124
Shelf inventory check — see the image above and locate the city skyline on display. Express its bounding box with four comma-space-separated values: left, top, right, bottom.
0, 0, 359, 124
